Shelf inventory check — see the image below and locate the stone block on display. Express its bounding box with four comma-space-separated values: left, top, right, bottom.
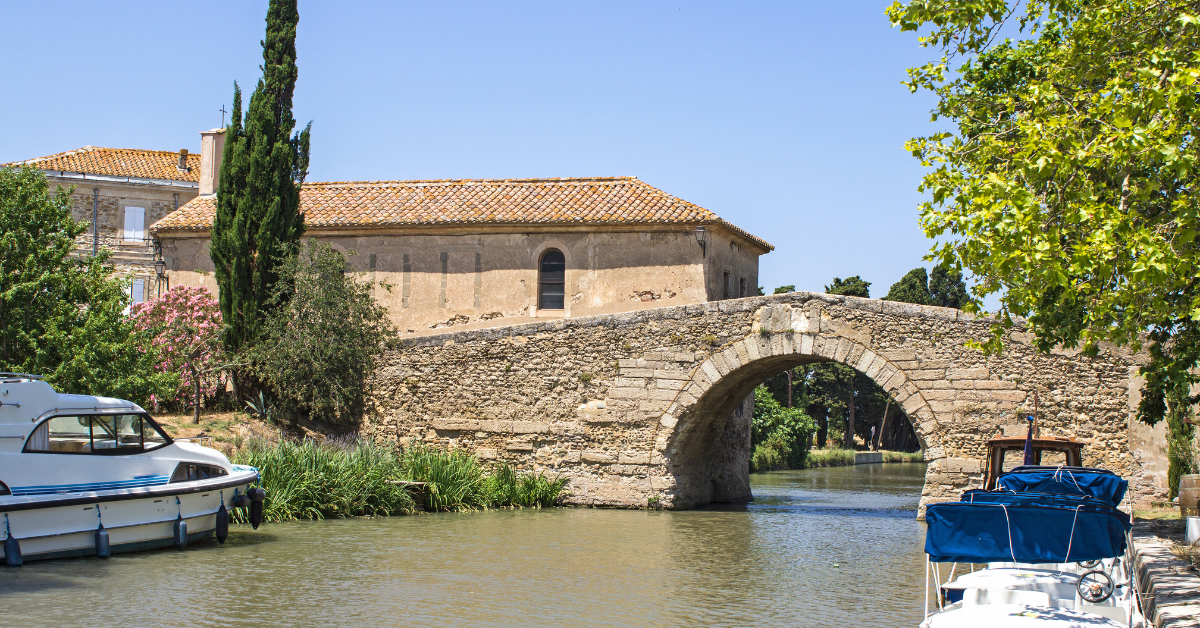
582, 450, 616, 464
881, 348, 917, 361
479, 420, 512, 433
710, 352, 731, 377
561, 451, 582, 463
845, 343, 865, 366
834, 338, 852, 363
506, 441, 534, 452
973, 380, 1017, 390
512, 421, 550, 434
619, 452, 650, 465
609, 387, 643, 399
659, 414, 678, 429
656, 378, 687, 390
990, 390, 1029, 402
654, 369, 690, 380
615, 376, 647, 388
856, 349, 879, 374
950, 367, 989, 379
902, 394, 926, 415
734, 341, 750, 365
799, 333, 815, 355
476, 448, 498, 459
942, 458, 982, 473
908, 369, 947, 381
742, 337, 761, 362
432, 418, 480, 431
722, 346, 742, 369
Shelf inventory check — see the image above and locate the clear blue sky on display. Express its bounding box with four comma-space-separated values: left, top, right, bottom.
1, 1, 947, 298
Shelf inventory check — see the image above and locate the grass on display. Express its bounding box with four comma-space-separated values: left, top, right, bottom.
230, 437, 569, 523
1135, 507, 1183, 521
751, 447, 926, 472
232, 437, 415, 523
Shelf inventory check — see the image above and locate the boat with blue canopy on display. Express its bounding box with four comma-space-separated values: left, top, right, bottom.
918, 416, 1143, 627
995, 466, 1128, 507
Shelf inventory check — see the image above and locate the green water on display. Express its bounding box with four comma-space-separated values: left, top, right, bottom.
0, 463, 929, 627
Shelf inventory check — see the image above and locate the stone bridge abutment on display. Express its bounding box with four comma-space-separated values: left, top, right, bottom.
364, 292, 1159, 514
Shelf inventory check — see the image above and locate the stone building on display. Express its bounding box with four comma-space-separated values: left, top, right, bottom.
6, 145, 202, 304
151, 130, 773, 335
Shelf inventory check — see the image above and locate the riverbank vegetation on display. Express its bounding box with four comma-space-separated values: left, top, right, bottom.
228, 437, 568, 523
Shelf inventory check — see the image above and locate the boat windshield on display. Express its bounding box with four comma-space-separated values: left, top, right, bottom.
25, 413, 172, 454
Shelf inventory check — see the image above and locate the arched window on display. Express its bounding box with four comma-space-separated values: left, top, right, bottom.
538, 249, 566, 310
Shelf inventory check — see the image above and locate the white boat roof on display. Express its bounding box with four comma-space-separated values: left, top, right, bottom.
0, 374, 143, 427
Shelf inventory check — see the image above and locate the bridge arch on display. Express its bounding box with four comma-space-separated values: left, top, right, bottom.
651, 303, 937, 509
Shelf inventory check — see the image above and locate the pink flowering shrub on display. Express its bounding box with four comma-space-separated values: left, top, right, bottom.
132, 286, 226, 413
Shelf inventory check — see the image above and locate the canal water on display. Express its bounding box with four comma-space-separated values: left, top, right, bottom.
0, 463, 929, 627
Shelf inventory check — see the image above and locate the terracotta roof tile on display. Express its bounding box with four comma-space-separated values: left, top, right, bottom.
151, 176, 772, 251
6, 146, 201, 182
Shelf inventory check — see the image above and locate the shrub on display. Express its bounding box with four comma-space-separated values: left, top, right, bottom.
251, 239, 393, 426
132, 286, 226, 421
750, 386, 816, 470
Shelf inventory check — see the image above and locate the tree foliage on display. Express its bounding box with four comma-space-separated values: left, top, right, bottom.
930, 266, 971, 308
0, 167, 175, 404
825, 275, 871, 298
886, 267, 932, 304
250, 240, 392, 426
888, 0, 1200, 426
885, 266, 971, 308
132, 287, 226, 423
211, 0, 311, 377
750, 385, 817, 471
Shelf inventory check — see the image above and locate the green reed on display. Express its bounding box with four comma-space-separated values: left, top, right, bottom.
231, 438, 569, 522
231, 437, 415, 523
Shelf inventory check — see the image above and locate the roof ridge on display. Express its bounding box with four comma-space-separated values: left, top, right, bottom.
10, 145, 197, 166
302, 176, 639, 188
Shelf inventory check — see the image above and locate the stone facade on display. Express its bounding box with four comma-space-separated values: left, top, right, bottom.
363, 291, 1160, 516
160, 225, 761, 336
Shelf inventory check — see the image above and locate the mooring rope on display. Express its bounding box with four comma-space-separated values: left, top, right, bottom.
1001, 504, 1017, 563
1064, 505, 1082, 563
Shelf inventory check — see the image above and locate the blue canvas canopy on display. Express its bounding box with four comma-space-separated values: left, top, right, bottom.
996, 466, 1128, 507
960, 489, 1120, 511
924, 500, 1131, 563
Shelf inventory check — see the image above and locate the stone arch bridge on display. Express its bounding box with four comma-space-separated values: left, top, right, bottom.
364, 292, 1159, 514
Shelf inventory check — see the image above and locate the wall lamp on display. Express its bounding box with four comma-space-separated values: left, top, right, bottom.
694, 225, 707, 258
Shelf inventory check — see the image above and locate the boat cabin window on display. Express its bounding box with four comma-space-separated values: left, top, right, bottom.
25, 414, 171, 454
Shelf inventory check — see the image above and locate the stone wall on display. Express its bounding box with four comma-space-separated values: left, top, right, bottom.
161, 225, 762, 337
54, 178, 196, 246
364, 291, 1158, 515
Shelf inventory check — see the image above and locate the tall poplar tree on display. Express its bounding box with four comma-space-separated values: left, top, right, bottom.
211, 0, 311, 392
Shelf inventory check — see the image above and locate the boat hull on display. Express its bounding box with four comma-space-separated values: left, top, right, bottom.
0, 469, 257, 562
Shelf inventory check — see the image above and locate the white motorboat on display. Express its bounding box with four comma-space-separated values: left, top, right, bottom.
0, 373, 264, 564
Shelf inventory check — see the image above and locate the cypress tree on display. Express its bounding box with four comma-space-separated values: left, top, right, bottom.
929, 266, 970, 309
884, 267, 931, 305
211, 0, 311, 392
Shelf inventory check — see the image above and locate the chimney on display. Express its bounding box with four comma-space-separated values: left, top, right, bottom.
177, 149, 189, 172
199, 128, 226, 196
